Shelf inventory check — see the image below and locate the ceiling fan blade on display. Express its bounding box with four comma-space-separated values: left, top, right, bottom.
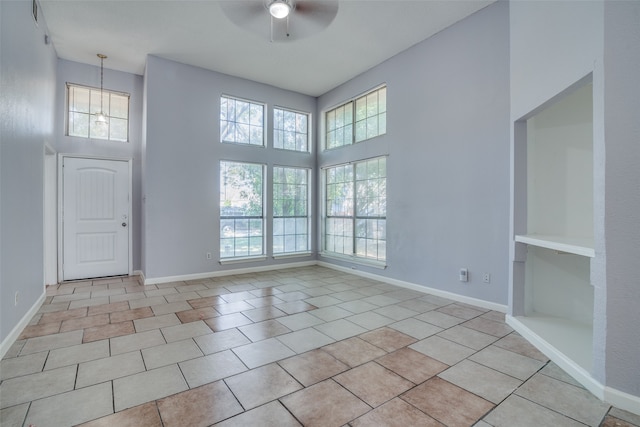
219, 1, 265, 28
220, 0, 339, 42
274, 0, 338, 40
295, 0, 339, 16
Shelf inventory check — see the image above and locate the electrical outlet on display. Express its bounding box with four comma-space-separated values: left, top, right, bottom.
14, 291, 19, 306
206, 252, 212, 260
459, 268, 468, 282
483, 273, 491, 283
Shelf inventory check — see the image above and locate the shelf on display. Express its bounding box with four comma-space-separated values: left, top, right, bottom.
515, 234, 594, 257
507, 314, 596, 395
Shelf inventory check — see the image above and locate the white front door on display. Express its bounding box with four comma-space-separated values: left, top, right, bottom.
62, 157, 130, 280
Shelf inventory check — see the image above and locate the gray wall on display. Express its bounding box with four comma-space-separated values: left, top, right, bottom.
317, 2, 511, 305
54, 59, 144, 272
143, 56, 316, 280
602, 0, 640, 398
509, 0, 640, 399
0, 0, 57, 343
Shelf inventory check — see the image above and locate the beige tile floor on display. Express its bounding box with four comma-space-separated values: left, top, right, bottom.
1, 266, 639, 427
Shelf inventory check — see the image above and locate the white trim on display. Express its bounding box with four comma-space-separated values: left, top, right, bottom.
317, 261, 507, 313
134, 269, 145, 285
273, 252, 313, 260
319, 252, 387, 270
507, 315, 640, 416
604, 386, 640, 417
143, 260, 506, 312
43, 145, 57, 288
0, 291, 46, 360
143, 260, 316, 285
219, 255, 268, 265
57, 154, 63, 283
507, 315, 601, 396
127, 160, 133, 277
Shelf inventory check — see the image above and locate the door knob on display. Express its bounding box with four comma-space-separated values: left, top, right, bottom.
122, 222, 127, 227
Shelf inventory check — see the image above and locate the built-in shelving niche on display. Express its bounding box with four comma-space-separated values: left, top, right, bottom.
509, 78, 596, 389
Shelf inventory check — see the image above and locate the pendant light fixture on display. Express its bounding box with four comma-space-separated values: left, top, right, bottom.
95, 53, 108, 126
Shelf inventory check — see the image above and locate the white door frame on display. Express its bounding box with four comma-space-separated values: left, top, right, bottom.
44, 144, 57, 288
58, 154, 133, 282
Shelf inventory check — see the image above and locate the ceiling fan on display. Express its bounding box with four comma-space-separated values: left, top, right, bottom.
220, 0, 339, 42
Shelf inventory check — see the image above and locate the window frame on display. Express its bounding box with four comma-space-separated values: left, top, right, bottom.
65, 82, 130, 142
272, 165, 311, 257
220, 94, 266, 147
273, 106, 312, 153
324, 85, 387, 151
219, 160, 267, 262
322, 156, 387, 267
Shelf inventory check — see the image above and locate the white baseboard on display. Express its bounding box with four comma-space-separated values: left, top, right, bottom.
317, 261, 508, 313
143, 260, 316, 285
0, 291, 46, 360
605, 386, 640, 417
133, 269, 145, 285
506, 315, 602, 396
507, 315, 640, 417
144, 260, 507, 312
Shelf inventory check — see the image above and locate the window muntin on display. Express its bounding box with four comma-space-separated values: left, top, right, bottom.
326, 103, 353, 150
274, 108, 309, 152
220, 161, 265, 259
355, 87, 386, 143
355, 157, 387, 260
325, 164, 354, 255
220, 96, 264, 146
273, 167, 310, 254
66, 83, 130, 142
325, 86, 386, 150
324, 157, 386, 261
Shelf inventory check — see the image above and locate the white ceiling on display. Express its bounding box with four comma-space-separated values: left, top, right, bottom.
39, 0, 495, 97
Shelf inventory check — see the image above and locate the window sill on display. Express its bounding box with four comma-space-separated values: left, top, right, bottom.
219, 255, 267, 265
220, 140, 266, 148
320, 252, 387, 270
273, 251, 313, 260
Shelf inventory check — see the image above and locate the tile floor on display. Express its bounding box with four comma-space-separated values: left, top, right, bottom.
1, 266, 639, 427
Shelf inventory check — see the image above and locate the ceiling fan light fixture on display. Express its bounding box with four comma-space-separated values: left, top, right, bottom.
269, 0, 291, 19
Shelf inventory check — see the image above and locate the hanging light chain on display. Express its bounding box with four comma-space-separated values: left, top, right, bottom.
96, 53, 108, 125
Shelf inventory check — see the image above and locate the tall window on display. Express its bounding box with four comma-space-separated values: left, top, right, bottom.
220, 161, 265, 259
324, 157, 386, 262
274, 108, 309, 152
66, 83, 129, 142
325, 164, 354, 255
326, 86, 386, 150
273, 167, 310, 255
220, 96, 264, 146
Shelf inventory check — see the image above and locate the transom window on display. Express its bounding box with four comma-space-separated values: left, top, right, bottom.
66, 83, 130, 142
220, 96, 264, 146
273, 167, 310, 255
324, 157, 387, 262
220, 161, 265, 259
326, 86, 386, 150
273, 108, 310, 152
